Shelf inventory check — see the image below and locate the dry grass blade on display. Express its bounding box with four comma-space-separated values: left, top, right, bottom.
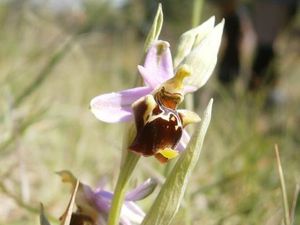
274, 144, 290, 225
60, 180, 79, 225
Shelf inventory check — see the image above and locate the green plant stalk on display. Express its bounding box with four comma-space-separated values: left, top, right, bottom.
185, 0, 204, 113
192, 0, 204, 27
107, 151, 140, 225
275, 144, 291, 225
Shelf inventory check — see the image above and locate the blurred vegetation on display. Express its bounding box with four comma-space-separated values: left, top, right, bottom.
0, 1, 299, 225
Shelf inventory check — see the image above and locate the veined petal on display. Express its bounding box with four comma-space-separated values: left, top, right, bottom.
176, 129, 190, 152
90, 86, 152, 123
181, 20, 224, 90
138, 40, 174, 89
174, 16, 215, 68
125, 178, 157, 201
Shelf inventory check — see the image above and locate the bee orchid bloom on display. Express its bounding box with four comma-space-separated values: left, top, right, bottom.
58, 171, 157, 225
90, 17, 224, 162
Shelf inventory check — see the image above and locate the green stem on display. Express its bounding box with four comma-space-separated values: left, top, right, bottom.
192, 0, 204, 27
108, 151, 140, 225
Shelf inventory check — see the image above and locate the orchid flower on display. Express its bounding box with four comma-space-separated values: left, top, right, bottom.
90, 17, 224, 162
57, 171, 157, 225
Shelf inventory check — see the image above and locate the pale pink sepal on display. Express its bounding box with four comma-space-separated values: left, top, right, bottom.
138, 40, 174, 89
90, 86, 152, 123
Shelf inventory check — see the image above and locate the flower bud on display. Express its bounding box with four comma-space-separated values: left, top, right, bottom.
174, 16, 215, 68
181, 19, 224, 90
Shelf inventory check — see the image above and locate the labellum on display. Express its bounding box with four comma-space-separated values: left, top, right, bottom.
129, 66, 200, 163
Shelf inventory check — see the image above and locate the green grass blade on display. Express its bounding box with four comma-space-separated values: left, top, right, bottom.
142, 99, 213, 225
275, 144, 291, 225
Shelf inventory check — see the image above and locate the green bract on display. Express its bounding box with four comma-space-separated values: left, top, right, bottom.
144, 3, 163, 52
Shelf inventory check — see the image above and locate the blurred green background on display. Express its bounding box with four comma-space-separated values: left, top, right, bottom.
0, 0, 299, 224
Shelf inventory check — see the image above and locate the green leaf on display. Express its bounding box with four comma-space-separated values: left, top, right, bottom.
144, 3, 163, 52
142, 99, 213, 225
40, 203, 51, 225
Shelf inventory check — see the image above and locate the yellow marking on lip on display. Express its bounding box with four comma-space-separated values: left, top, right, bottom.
168, 65, 191, 90
157, 148, 179, 159
160, 64, 191, 102
177, 109, 201, 127
143, 95, 157, 124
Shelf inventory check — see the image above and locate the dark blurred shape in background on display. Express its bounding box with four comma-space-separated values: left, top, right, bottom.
215, 0, 299, 105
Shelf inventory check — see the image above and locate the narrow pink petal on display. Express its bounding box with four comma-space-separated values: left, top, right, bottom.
138, 40, 174, 89
125, 178, 157, 201
90, 86, 152, 123
176, 129, 190, 152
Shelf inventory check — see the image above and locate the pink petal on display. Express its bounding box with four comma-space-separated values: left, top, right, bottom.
138, 40, 174, 89
90, 86, 152, 123
125, 178, 157, 201
176, 129, 190, 152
